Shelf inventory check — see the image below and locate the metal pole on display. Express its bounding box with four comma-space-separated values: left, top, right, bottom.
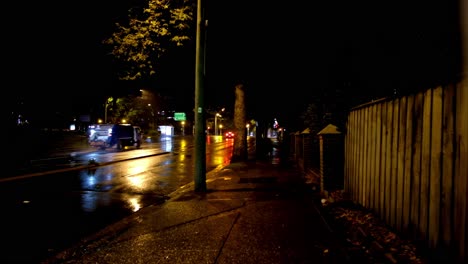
194, 0, 206, 192
214, 114, 218, 135
104, 102, 108, 123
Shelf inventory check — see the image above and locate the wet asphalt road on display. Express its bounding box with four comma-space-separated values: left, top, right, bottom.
0, 135, 234, 263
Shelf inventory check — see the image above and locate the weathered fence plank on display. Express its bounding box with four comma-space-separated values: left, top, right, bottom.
390, 99, 399, 227
410, 92, 424, 239
364, 106, 371, 207
366, 105, 371, 209
402, 94, 414, 234
396, 96, 407, 232
380, 101, 388, 218
440, 84, 455, 250
353, 110, 359, 196
361, 108, 368, 206
385, 100, 394, 223
349, 111, 356, 193
420, 89, 433, 242
454, 83, 468, 261
375, 103, 383, 217
353, 110, 360, 200
369, 105, 379, 211
353, 111, 359, 200
362, 107, 368, 205
428, 87, 443, 248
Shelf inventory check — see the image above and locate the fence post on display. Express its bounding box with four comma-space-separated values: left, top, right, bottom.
318, 124, 344, 192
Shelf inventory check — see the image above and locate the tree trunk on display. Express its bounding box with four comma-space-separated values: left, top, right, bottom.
232, 83, 247, 162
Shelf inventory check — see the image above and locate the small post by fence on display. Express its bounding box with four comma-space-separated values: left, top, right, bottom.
318, 124, 344, 192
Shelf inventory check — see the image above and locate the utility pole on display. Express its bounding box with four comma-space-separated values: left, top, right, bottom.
194, 0, 207, 192
104, 103, 108, 123
214, 113, 218, 136
104, 97, 112, 124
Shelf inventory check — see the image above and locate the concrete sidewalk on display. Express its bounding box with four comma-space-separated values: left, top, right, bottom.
43, 159, 353, 264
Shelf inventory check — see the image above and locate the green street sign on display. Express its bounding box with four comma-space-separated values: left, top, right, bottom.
174, 112, 186, 121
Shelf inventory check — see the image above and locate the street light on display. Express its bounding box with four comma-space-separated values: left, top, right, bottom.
214, 108, 225, 136
214, 113, 222, 135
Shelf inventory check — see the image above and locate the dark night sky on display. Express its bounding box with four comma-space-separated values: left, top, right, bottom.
5, 0, 462, 130
206, 0, 461, 128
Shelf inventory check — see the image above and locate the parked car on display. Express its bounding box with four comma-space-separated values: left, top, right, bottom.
88, 123, 142, 150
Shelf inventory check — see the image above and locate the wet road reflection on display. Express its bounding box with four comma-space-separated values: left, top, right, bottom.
208, 137, 234, 167
77, 136, 233, 215
0, 135, 235, 263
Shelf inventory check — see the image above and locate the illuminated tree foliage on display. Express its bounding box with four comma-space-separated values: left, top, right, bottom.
104, 0, 195, 81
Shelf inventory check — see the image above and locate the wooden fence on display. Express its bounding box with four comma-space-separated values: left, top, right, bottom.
345, 84, 467, 263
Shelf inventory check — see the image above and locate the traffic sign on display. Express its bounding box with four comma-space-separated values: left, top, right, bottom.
174, 112, 186, 121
